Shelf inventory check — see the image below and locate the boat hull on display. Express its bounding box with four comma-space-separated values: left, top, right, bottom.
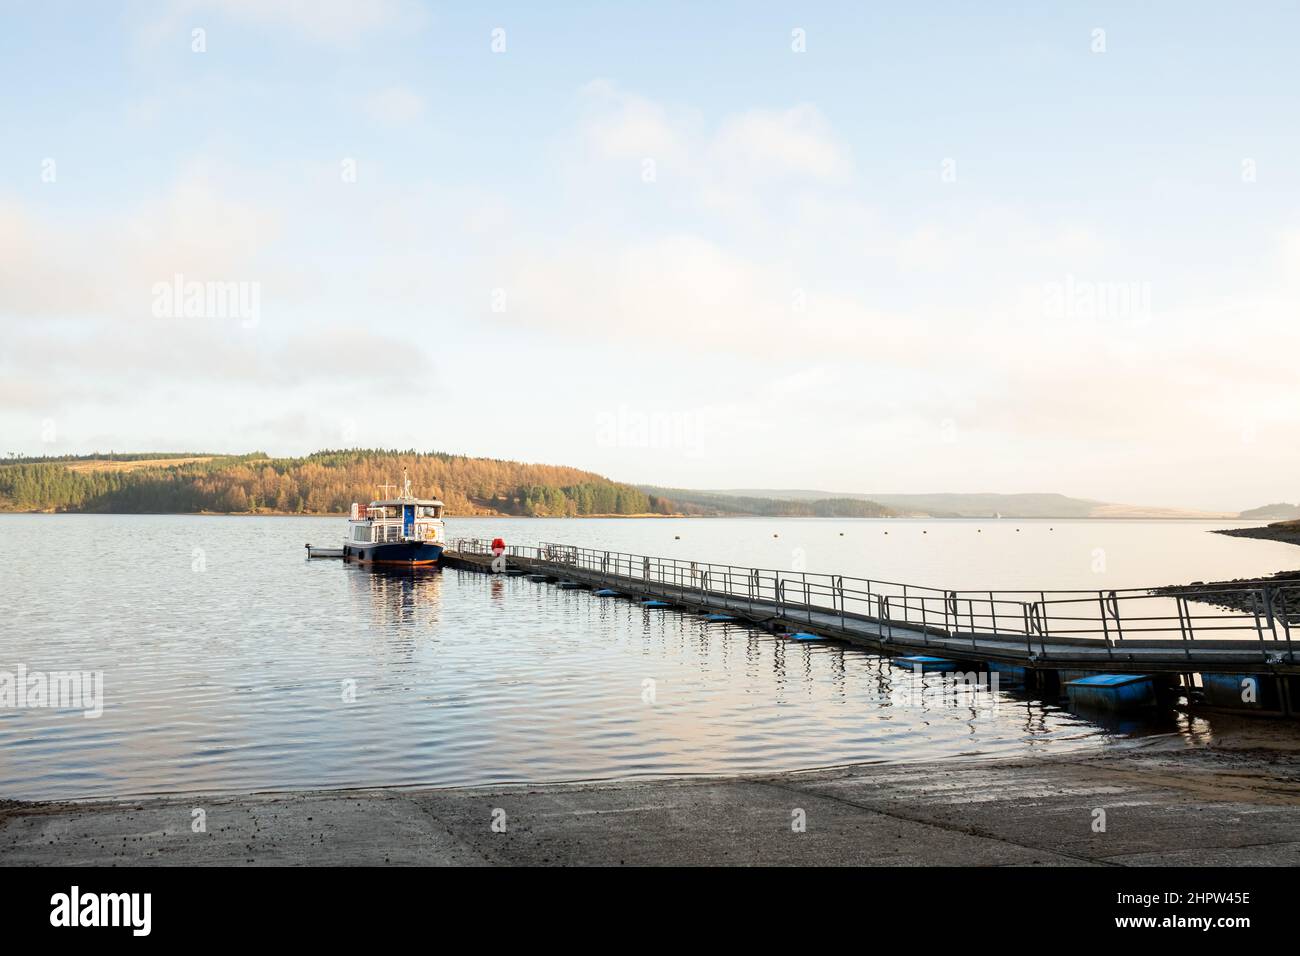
343, 541, 444, 566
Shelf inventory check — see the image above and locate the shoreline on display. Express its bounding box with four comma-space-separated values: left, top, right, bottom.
0, 510, 695, 519
0, 511, 1275, 522
4, 742, 1299, 866
1215, 522, 1300, 548
1154, 522, 1300, 614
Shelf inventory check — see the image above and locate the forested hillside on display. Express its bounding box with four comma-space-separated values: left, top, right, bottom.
0, 450, 669, 516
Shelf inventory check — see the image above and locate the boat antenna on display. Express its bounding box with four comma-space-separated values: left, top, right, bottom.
403, 467, 412, 500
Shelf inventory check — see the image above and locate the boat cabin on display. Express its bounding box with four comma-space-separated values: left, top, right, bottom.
347, 477, 445, 546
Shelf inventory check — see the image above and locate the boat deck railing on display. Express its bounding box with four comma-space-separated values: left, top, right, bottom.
451, 539, 1297, 664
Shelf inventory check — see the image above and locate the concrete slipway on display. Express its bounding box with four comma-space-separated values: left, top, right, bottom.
2, 737, 1299, 866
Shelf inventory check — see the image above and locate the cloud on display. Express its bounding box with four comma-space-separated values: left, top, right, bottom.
4, 321, 431, 408
0, 203, 106, 318
0, 171, 282, 323
490, 233, 930, 365
576, 82, 849, 190
468, 84, 1300, 486
579, 81, 692, 168
363, 86, 425, 126
709, 105, 851, 183
0, 171, 423, 413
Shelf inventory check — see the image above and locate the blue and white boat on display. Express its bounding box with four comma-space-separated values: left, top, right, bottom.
342, 472, 445, 566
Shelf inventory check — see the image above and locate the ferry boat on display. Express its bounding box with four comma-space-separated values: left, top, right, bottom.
341, 472, 445, 566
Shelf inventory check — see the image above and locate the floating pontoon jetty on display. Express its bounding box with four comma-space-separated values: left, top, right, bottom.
444, 539, 1300, 715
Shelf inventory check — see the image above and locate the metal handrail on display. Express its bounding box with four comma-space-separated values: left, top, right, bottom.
450, 539, 1297, 659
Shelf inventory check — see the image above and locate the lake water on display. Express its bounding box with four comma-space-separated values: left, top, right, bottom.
2, 515, 1296, 801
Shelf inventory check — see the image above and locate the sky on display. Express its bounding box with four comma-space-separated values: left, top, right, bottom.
1, 1, 1297, 512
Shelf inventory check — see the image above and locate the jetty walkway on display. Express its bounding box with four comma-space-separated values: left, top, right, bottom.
444, 541, 1300, 697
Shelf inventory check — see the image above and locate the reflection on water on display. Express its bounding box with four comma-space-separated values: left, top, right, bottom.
0, 514, 1278, 801
347, 564, 445, 632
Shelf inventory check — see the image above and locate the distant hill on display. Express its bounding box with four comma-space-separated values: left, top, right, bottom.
0, 451, 669, 517
698, 489, 1100, 517
695, 489, 1231, 519
638, 487, 894, 518
3, 454, 1264, 520
1239, 502, 1300, 520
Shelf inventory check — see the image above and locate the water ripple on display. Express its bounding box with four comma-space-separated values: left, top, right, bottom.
0, 514, 1208, 800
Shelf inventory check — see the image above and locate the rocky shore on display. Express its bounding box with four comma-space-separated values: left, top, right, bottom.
1151, 568, 1300, 619
1150, 521, 1300, 618
1216, 520, 1300, 546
